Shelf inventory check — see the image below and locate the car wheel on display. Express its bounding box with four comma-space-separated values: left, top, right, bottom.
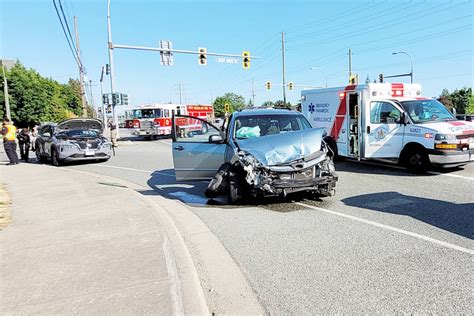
405, 149, 429, 174
51, 148, 62, 167
36, 147, 45, 163
227, 171, 242, 205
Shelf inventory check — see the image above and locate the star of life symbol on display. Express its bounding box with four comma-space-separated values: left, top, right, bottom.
308, 103, 315, 114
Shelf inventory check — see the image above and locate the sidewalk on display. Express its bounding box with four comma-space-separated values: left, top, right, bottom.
0, 161, 208, 314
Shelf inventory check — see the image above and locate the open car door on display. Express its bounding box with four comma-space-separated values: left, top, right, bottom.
172, 115, 227, 181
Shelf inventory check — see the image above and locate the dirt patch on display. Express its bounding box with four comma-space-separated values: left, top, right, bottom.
0, 184, 12, 228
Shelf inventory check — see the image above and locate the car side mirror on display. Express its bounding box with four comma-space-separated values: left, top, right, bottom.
43, 132, 51, 138
209, 134, 223, 143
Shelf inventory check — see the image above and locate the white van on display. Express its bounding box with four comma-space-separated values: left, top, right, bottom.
301, 83, 474, 172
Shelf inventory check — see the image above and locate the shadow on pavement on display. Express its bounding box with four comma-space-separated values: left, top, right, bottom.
342, 191, 473, 239
336, 159, 466, 177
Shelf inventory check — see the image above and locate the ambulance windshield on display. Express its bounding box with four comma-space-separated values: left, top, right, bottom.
400, 99, 455, 124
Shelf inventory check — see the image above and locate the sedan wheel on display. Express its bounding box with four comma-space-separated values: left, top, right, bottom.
51, 149, 62, 167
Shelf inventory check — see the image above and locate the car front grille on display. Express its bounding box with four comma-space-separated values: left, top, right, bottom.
75, 139, 100, 149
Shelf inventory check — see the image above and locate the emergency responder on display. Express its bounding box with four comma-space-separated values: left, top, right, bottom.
18, 128, 30, 162
107, 119, 118, 147
2, 118, 20, 165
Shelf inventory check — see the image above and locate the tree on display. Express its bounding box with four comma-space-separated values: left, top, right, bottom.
0, 62, 82, 126
212, 92, 246, 117
467, 93, 474, 114
261, 101, 274, 107
450, 87, 471, 114
438, 88, 453, 110
274, 100, 291, 109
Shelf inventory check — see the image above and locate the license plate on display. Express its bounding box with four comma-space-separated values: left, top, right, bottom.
85, 149, 95, 156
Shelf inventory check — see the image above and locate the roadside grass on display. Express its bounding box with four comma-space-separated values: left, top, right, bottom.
0, 184, 12, 228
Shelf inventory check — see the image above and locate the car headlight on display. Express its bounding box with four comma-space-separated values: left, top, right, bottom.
61, 144, 76, 149
434, 134, 456, 141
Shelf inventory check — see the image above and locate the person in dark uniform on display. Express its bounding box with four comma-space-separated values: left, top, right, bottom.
18, 128, 30, 162
2, 118, 20, 165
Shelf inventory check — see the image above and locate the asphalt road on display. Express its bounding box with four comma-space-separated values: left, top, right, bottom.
65, 134, 473, 314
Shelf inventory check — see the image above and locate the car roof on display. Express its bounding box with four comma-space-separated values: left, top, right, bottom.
233, 108, 301, 117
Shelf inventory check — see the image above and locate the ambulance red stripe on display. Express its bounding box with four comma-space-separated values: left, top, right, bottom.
330, 85, 356, 139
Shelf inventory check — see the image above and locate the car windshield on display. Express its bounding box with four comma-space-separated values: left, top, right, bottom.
62, 130, 98, 138
400, 99, 455, 123
234, 114, 312, 139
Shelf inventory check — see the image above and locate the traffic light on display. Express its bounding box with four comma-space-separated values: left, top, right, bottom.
198, 47, 207, 66
242, 51, 250, 69
121, 94, 129, 105
349, 74, 358, 85
224, 103, 230, 113
288, 82, 294, 91
105, 64, 110, 75
102, 94, 109, 105
106, 105, 112, 114
265, 81, 271, 91
379, 73, 384, 83
112, 93, 120, 105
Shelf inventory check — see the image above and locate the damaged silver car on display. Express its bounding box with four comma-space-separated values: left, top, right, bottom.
172, 108, 338, 204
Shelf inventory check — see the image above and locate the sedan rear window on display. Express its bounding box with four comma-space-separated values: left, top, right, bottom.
234, 114, 311, 139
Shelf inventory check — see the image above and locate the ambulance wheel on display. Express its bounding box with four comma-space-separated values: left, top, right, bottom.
405, 148, 429, 174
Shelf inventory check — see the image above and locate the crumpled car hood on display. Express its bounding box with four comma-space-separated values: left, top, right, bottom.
236, 128, 325, 166
56, 118, 104, 133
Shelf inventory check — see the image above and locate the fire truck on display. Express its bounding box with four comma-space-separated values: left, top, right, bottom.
125, 104, 214, 139
301, 83, 474, 173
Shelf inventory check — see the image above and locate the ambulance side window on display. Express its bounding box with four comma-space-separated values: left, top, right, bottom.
371, 102, 401, 124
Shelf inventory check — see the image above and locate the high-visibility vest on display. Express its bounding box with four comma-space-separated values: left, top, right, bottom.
3, 124, 17, 141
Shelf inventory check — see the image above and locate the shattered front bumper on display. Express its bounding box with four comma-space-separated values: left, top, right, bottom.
270, 175, 338, 195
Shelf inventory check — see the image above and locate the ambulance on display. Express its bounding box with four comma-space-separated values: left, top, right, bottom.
301, 83, 474, 173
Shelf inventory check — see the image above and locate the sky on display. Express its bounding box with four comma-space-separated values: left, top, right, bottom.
1, 0, 473, 113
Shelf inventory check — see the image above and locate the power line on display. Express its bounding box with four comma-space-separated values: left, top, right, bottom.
52, 0, 82, 70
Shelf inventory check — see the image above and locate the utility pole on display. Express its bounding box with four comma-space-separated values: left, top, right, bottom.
88, 79, 94, 112
177, 83, 183, 104
281, 32, 287, 106
251, 77, 256, 107
1, 62, 11, 121
107, 0, 119, 139
348, 48, 353, 82
73, 16, 88, 117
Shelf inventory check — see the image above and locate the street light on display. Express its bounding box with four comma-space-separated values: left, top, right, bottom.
309, 67, 328, 88
392, 51, 413, 83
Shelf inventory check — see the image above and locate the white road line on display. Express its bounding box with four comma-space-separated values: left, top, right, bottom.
352, 160, 474, 181
95, 164, 175, 177
159, 140, 172, 146
426, 171, 474, 181
296, 202, 474, 255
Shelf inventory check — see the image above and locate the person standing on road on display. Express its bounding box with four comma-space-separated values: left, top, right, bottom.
2, 118, 20, 165
17, 128, 30, 162
29, 125, 38, 151
107, 119, 118, 147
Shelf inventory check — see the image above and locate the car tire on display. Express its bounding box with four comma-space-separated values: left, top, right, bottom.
405, 148, 429, 174
36, 147, 46, 163
227, 171, 242, 205
51, 148, 62, 167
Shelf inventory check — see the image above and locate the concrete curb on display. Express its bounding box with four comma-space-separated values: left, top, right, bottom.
60, 166, 265, 315
54, 166, 210, 315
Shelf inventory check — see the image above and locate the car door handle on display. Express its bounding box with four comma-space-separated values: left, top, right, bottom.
174, 145, 185, 151
367, 126, 371, 134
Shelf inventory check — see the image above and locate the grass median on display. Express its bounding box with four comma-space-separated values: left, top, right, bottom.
0, 184, 12, 228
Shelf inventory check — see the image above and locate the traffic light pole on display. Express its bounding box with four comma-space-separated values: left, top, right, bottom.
281, 32, 286, 106
107, 0, 119, 140
112, 43, 259, 59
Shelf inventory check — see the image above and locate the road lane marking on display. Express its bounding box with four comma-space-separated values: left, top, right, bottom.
159, 140, 172, 146
94, 165, 175, 177
296, 202, 474, 255
426, 171, 474, 181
